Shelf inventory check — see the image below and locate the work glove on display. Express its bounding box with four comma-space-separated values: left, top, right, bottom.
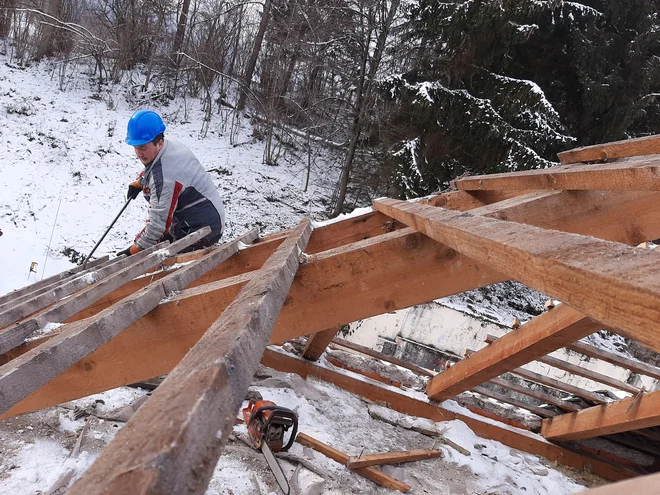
127, 180, 142, 200
117, 244, 140, 257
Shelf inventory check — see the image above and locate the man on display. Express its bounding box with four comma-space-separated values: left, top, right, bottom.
117, 110, 226, 256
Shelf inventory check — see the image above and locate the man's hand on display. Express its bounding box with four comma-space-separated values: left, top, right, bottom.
117, 244, 140, 257
127, 180, 142, 200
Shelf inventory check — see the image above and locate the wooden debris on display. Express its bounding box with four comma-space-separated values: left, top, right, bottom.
295, 432, 410, 492
347, 449, 443, 469
511, 317, 520, 329
544, 299, 555, 310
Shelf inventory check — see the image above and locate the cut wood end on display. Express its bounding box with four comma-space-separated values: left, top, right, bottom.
511, 317, 520, 329
544, 299, 555, 310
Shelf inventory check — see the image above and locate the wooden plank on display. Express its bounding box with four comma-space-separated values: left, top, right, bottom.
471, 385, 558, 418
296, 432, 410, 492
425, 190, 532, 210
67, 219, 313, 495
426, 304, 601, 400
260, 348, 635, 482
0, 230, 249, 356
541, 389, 660, 441
346, 449, 443, 469
558, 134, 660, 164
373, 199, 660, 355
566, 340, 660, 381
0, 241, 171, 329
332, 338, 435, 377
453, 157, 660, 191
302, 327, 341, 361
0, 255, 115, 315
488, 377, 581, 412
0, 228, 247, 415
483, 334, 640, 395
576, 471, 660, 495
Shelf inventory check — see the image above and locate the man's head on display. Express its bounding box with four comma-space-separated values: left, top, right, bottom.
126, 110, 167, 165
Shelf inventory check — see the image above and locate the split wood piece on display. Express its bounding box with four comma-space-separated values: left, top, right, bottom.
471, 386, 557, 418
488, 377, 582, 413
434, 436, 471, 457
426, 304, 600, 400
453, 156, 660, 191
332, 337, 435, 377
67, 218, 313, 495
558, 134, 660, 164
0, 229, 241, 355
302, 327, 341, 361
0, 255, 109, 310
541, 389, 660, 441
462, 349, 608, 405
483, 334, 640, 395
373, 198, 660, 355
0, 227, 249, 415
260, 347, 635, 482
0, 240, 171, 329
295, 432, 411, 492
566, 340, 660, 381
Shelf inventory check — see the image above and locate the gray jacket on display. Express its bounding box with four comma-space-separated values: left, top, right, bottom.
134, 139, 225, 249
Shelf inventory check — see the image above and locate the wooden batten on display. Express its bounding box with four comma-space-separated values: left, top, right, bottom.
558, 134, 660, 164
302, 327, 341, 361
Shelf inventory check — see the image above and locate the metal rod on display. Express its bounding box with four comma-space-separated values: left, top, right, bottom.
82, 198, 132, 269
41, 198, 62, 280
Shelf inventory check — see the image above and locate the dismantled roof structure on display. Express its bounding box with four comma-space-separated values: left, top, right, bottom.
2, 134, 660, 494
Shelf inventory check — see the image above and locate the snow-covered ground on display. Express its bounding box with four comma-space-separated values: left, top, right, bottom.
0, 55, 335, 296
0, 54, 606, 494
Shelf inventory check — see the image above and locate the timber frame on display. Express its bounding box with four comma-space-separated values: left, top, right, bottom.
1, 135, 660, 493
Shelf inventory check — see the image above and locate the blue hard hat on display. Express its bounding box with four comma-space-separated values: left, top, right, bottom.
126, 110, 167, 146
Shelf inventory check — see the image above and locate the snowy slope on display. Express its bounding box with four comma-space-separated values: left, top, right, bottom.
0, 56, 335, 295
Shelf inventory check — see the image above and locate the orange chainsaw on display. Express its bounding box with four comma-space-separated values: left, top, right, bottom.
242, 399, 298, 494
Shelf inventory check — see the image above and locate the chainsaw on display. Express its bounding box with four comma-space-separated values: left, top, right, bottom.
242, 399, 298, 495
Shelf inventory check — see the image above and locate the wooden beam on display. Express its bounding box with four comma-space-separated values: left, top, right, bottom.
483, 334, 640, 395
541, 389, 660, 441
471, 385, 558, 418
0, 229, 249, 415
346, 449, 443, 469
296, 432, 410, 492
426, 305, 600, 400
260, 348, 635, 482
453, 157, 660, 191
558, 134, 660, 164
331, 338, 435, 377
0, 241, 170, 329
577, 471, 660, 495
373, 199, 660, 355
0, 255, 109, 309
488, 377, 581, 413
302, 327, 341, 361
566, 340, 660, 381
67, 219, 313, 495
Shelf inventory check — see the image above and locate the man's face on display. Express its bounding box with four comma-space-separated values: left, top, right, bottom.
134, 140, 163, 165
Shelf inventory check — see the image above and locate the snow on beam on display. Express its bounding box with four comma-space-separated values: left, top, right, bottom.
541, 389, 660, 441
558, 134, 660, 165
260, 347, 635, 482
373, 199, 660, 356
566, 340, 660, 382
577, 471, 660, 495
66, 219, 313, 495
452, 156, 660, 191
425, 304, 601, 401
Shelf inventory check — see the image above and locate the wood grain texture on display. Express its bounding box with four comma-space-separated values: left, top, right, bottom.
67, 219, 313, 495
346, 449, 443, 469
566, 341, 660, 381
558, 134, 660, 164
302, 327, 341, 360
487, 377, 581, 413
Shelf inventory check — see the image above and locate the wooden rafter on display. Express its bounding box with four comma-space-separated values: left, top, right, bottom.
558, 134, 660, 164
453, 157, 660, 191
0, 229, 255, 415
577, 471, 660, 495
487, 377, 581, 413
426, 305, 600, 401
483, 334, 640, 395
346, 449, 443, 469
373, 199, 660, 355
67, 219, 313, 495
261, 347, 634, 482
471, 385, 558, 418
566, 341, 660, 382
302, 327, 341, 360
541, 389, 660, 441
